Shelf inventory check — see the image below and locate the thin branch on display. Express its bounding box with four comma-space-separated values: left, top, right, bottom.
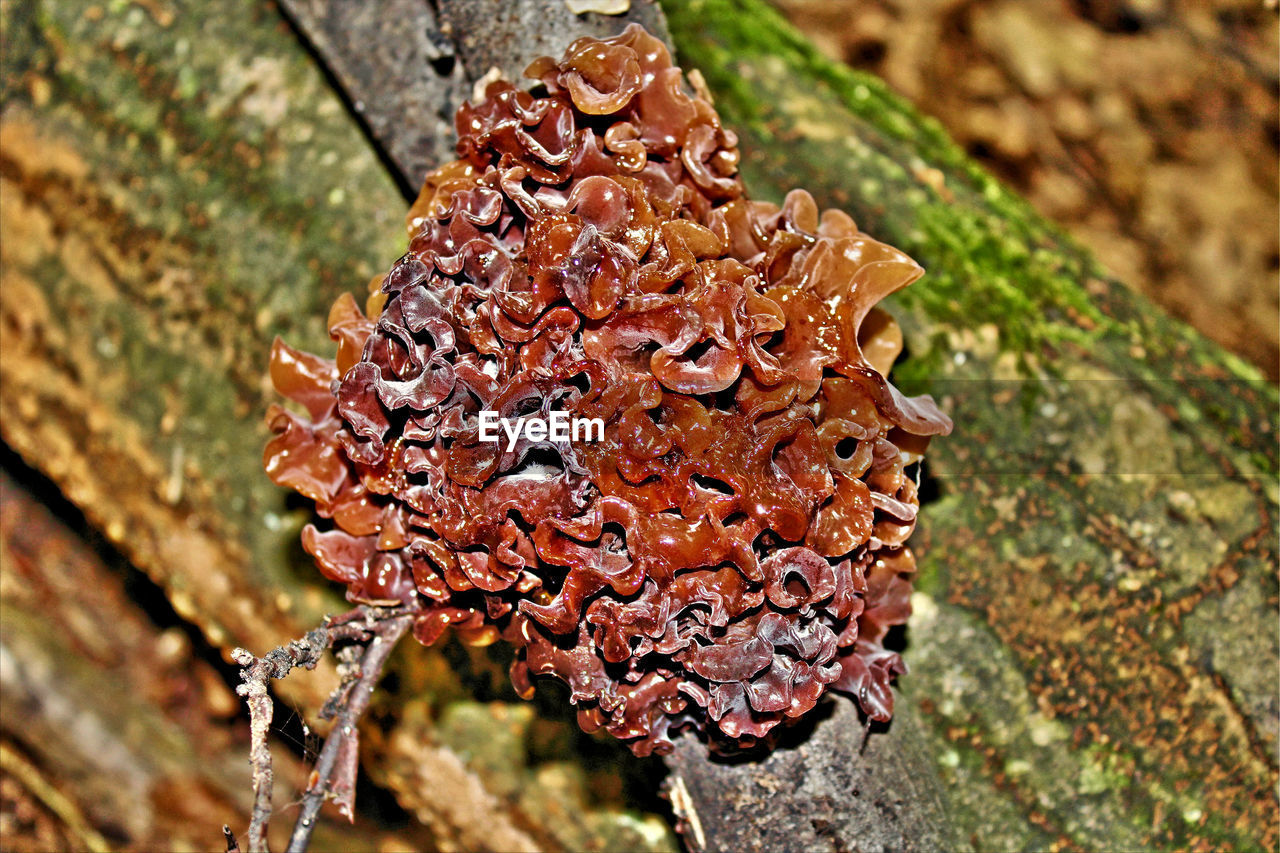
232, 627, 331, 852
230, 605, 416, 853
285, 614, 413, 853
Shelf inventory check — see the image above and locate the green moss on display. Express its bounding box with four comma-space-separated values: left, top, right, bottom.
661, 0, 1276, 487
663, 0, 1106, 358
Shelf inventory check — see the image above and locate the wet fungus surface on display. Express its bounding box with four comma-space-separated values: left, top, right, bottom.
265, 24, 952, 755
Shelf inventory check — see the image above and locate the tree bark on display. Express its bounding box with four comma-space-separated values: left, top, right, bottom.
657, 4, 1276, 850
0, 0, 1273, 851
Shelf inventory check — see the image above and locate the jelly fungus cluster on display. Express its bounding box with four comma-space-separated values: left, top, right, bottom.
265, 24, 951, 755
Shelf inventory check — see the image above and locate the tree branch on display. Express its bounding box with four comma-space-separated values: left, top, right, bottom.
232, 628, 332, 852
284, 614, 412, 853
231, 607, 416, 853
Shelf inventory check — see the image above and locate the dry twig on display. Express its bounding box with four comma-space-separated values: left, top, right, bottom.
230, 606, 416, 853
285, 613, 412, 853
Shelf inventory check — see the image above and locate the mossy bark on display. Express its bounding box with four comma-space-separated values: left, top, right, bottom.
659, 1, 1277, 849
0, 0, 1274, 850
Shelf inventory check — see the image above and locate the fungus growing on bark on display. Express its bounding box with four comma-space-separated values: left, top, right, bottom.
265, 23, 951, 755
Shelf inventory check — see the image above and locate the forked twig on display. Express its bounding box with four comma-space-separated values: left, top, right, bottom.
230, 606, 416, 853
285, 613, 412, 853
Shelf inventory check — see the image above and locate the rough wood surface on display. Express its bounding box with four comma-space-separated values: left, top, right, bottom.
665, 700, 953, 853
437, 0, 671, 91
275, 0, 468, 191
0, 0, 1274, 850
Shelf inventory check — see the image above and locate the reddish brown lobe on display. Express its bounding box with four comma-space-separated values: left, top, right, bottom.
265, 24, 950, 755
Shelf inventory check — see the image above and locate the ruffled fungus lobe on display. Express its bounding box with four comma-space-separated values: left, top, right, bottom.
265, 25, 951, 755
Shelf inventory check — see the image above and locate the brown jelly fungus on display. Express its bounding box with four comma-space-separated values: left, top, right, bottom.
265, 24, 952, 755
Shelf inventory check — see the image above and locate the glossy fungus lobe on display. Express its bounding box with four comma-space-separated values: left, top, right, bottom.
265, 24, 952, 755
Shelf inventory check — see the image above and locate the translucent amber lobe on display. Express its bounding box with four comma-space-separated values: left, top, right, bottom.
264, 24, 952, 755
